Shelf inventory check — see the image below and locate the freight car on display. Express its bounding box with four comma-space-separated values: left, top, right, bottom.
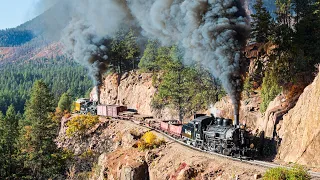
97, 104, 128, 118
160, 120, 182, 138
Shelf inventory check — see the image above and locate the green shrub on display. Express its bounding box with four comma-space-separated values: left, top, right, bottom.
263, 165, 311, 180
243, 75, 254, 98
66, 115, 100, 137
260, 69, 282, 112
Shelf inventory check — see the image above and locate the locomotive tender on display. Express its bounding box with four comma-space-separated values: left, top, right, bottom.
74, 98, 255, 158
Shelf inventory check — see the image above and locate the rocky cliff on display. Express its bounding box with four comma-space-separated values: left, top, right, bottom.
213, 68, 320, 167
99, 71, 179, 120
277, 68, 320, 166
99, 72, 155, 116
97, 67, 320, 168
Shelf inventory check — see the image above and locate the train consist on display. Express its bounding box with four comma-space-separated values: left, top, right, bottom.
74, 98, 256, 159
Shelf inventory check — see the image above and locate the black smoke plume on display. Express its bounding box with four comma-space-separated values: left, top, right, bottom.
40, 0, 250, 113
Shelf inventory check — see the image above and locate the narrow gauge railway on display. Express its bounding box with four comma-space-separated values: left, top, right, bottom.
75, 98, 257, 159
74, 99, 320, 178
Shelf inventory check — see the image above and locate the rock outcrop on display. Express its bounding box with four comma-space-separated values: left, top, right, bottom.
213, 93, 262, 129
277, 70, 320, 166
100, 72, 155, 116
99, 71, 179, 120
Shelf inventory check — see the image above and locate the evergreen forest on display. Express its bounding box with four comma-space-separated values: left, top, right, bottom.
0, 56, 92, 113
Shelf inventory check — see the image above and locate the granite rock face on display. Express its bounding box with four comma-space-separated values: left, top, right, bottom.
277, 70, 320, 166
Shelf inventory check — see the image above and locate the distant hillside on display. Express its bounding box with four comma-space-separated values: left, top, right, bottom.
0, 56, 92, 113
0, 42, 64, 63
0, 2, 71, 63
0, 29, 34, 47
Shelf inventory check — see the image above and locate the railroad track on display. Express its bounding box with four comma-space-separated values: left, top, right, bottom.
127, 120, 320, 179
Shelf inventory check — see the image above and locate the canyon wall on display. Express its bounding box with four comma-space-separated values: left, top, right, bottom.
277, 69, 320, 166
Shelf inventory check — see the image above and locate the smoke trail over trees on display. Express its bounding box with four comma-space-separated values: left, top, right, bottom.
40, 0, 250, 113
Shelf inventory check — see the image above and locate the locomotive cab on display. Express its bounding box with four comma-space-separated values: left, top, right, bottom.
74, 98, 90, 113
74, 98, 97, 115
182, 116, 215, 147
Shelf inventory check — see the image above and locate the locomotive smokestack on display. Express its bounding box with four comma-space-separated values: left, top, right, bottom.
234, 114, 239, 126
234, 103, 240, 126
96, 85, 100, 105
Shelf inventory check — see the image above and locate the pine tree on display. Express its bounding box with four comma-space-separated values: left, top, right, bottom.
110, 29, 140, 85
152, 46, 219, 122
293, 0, 320, 69
124, 29, 140, 70
58, 92, 73, 112
18, 80, 65, 179
275, 0, 293, 26
0, 111, 6, 176
0, 105, 20, 178
292, 0, 314, 21
138, 40, 159, 72
251, 0, 273, 43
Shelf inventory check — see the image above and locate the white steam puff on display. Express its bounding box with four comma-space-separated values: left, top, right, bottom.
43, 0, 249, 114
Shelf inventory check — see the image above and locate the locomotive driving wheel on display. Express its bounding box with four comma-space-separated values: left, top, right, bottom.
221, 141, 230, 155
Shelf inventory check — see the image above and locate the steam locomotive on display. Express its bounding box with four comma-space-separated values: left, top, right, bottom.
180, 115, 255, 158
74, 98, 97, 115
74, 98, 256, 158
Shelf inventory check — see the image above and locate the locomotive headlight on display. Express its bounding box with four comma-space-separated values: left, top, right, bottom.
250, 143, 255, 149
240, 125, 245, 129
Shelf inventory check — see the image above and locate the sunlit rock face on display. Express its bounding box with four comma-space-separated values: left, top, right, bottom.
277, 69, 320, 166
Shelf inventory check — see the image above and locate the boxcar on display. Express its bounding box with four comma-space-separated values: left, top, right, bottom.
106, 105, 118, 117
160, 121, 170, 133
119, 106, 127, 112
97, 105, 128, 118
97, 105, 108, 116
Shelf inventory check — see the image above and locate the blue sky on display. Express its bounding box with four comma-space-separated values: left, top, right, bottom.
0, 0, 40, 29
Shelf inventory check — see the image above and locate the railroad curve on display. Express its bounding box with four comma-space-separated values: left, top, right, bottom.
127, 120, 320, 179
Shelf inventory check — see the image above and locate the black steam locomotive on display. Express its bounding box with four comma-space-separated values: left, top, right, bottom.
181, 115, 255, 158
